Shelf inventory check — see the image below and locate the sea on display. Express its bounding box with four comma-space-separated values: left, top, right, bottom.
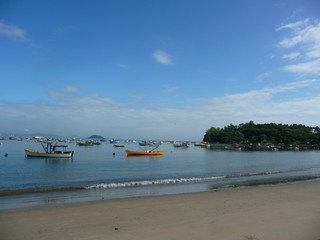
1, 139, 320, 210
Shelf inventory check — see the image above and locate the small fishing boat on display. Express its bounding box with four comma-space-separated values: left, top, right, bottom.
173, 142, 191, 148
139, 140, 154, 146
224, 144, 242, 151
77, 142, 94, 146
77, 140, 101, 146
126, 143, 163, 156
24, 142, 74, 158
114, 144, 125, 147
125, 150, 163, 156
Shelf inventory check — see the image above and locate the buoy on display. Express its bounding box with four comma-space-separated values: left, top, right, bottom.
113, 153, 115, 155
4, 153, 8, 157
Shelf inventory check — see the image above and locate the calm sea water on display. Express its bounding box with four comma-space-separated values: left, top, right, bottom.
1, 140, 320, 209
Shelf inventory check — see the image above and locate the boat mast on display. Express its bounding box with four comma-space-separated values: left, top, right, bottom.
41, 143, 48, 153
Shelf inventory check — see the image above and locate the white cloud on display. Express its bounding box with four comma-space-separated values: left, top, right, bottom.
195, 80, 320, 127
257, 72, 271, 82
278, 19, 320, 51
0, 20, 29, 41
282, 59, 320, 75
278, 18, 320, 75
282, 52, 300, 60
1, 80, 320, 140
152, 50, 172, 65
276, 19, 310, 31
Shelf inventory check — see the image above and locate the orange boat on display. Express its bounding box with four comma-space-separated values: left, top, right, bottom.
125, 150, 164, 156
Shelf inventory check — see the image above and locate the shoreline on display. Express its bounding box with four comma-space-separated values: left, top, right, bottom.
1, 168, 318, 197
1, 174, 320, 210
1, 180, 320, 240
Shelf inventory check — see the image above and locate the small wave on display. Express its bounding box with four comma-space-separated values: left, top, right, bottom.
85, 176, 226, 189
210, 175, 320, 189
86, 167, 320, 189
2, 167, 320, 196
226, 167, 320, 179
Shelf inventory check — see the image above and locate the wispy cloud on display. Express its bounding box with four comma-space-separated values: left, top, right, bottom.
0, 20, 29, 41
152, 50, 172, 65
277, 18, 320, 75
282, 59, 320, 75
163, 87, 177, 93
47, 86, 80, 100
195, 80, 320, 126
65, 86, 79, 93
1, 80, 319, 140
282, 52, 300, 60
276, 18, 310, 31
257, 72, 271, 82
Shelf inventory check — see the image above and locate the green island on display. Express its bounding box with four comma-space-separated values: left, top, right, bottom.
203, 121, 320, 151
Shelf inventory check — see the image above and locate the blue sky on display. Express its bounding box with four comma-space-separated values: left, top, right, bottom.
1, 0, 320, 140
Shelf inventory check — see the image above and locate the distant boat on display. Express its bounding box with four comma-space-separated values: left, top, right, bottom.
114, 144, 125, 147
126, 142, 163, 156
77, 142, 94, 146
77, 140, 101, 146
173, 142, 191, 148
139, 141, 154, 146
224, 145, 242, 151
24, 142, 74, 158
125, 150, 163, 156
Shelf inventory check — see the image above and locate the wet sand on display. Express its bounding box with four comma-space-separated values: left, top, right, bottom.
1, 181, 320, 240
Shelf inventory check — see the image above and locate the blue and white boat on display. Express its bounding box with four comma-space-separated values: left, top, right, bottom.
24, 142, 74, 158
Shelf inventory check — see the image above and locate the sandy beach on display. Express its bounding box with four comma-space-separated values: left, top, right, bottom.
1, 181, 320, 240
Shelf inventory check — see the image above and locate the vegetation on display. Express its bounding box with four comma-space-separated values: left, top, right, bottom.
87, 135, 105, 139
203, 121, 320, 145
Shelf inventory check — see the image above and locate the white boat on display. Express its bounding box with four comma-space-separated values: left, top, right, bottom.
173, 142, 191, 148
24, 142, 74, 158
139, 141, 153, 146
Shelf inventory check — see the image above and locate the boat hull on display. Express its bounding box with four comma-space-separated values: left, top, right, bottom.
24, 149, 74, 158
125, 150, 163, 156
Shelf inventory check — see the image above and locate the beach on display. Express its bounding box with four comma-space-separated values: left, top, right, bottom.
1, 181, 320, 240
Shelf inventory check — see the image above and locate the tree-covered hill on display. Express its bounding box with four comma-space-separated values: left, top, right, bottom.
203, 121, 320, 144
87, 135, 105, 140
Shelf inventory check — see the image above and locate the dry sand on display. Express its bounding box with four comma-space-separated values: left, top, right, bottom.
1, 181, 320, 240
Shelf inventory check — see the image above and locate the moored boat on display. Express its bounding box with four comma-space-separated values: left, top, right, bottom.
173, 142, 191, 148
77, 142, 94, 146
77, 140, 101, 146
24, 142, 74, 158
224, 144, 242, 151
138, 140, 155, 146
125, 150, 163, 156
114, 144, 125, 147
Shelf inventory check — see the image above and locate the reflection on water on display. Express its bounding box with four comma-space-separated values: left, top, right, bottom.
25, 157, 73, 164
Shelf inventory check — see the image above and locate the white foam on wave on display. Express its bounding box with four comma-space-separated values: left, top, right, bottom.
86, 176, 226, 189
86, 167, 320, 190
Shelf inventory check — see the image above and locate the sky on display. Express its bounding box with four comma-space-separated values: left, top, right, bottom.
1, 0, 320, 141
